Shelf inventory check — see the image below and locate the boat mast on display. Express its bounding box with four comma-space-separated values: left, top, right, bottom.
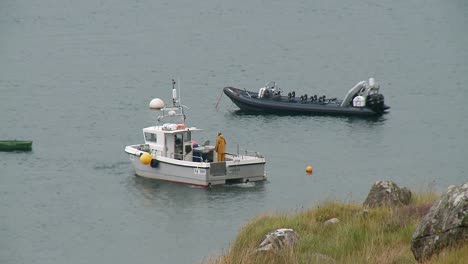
174, 79, 186, 123
156, 79, 185, 125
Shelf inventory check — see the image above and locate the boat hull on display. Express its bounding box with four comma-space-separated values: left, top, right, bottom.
127, 152, 266, 187
0, 140, 33, 152
223, 87, 387, 116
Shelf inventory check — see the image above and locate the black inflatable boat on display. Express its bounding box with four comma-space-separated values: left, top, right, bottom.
223, 78, 389, 116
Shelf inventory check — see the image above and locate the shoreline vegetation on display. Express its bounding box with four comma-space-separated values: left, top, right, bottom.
204, 191, 467, 264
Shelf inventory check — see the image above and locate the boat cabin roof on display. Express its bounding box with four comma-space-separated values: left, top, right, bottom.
143, 125, 203, 134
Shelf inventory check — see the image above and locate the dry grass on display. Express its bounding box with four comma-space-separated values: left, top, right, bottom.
204, 192, 467, 264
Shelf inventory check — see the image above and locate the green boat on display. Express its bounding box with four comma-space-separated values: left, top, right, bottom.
0, 140, 33, 152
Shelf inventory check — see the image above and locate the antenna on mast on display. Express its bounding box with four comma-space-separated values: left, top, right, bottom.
178, 78, 181, 106
154, 79, 188, 125
177, 78, 186, 123
172, 79, 177, 106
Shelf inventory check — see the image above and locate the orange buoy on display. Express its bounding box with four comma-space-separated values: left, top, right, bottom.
306, 165, 313, 174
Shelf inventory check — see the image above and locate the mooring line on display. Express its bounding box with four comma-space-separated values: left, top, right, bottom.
214, 88, 224, 110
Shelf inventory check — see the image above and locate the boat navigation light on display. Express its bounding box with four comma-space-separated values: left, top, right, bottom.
149, 98, 165, 110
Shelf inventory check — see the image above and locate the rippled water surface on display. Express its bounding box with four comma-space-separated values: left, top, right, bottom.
1, 0, 467, 263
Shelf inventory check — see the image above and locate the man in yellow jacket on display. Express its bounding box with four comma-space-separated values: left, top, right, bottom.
214, 132, 227, 161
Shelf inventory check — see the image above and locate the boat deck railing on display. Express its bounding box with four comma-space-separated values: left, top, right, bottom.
170, 152, 213, 163
130, 144, 263, 162
225, 150, 264, 161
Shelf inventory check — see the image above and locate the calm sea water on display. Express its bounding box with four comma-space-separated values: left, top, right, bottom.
1, 0, 467, 263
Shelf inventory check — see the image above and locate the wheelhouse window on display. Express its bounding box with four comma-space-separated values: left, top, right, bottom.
144, 132, 157, 143
183, 132, 191, 142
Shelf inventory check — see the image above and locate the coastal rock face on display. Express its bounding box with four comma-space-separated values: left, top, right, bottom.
410, 182, 468, 262
363, 180, 412, 208
256, 228, 299, 252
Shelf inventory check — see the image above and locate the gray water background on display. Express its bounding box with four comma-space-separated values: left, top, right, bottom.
1, 0, 467, 263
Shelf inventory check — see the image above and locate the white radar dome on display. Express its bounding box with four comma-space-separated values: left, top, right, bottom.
149, 98, 165, 110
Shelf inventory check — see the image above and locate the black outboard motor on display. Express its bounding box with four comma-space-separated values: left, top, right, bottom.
366, 93, 385, 113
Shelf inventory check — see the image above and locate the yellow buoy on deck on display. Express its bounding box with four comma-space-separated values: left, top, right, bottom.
140, 152, 152, 165
306, 165, 313, 174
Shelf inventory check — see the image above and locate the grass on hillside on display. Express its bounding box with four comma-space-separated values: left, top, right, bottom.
204, 192, 468, 264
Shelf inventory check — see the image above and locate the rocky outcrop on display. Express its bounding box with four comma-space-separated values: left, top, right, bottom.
410, 182, 468, 262
256, 228, 299, 252
324, 218, 340, 225
363, 180, 412, 208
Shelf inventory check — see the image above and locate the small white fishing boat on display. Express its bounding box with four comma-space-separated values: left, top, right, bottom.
124, 80, 267, 187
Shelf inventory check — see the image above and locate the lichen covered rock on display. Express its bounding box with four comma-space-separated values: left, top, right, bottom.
363, 180, 412, 208
410, 182, 468, 262
256, 228, 299, 252
324, 218, 340, 225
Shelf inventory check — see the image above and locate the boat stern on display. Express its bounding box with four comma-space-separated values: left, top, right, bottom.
206, 154, 266, 185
